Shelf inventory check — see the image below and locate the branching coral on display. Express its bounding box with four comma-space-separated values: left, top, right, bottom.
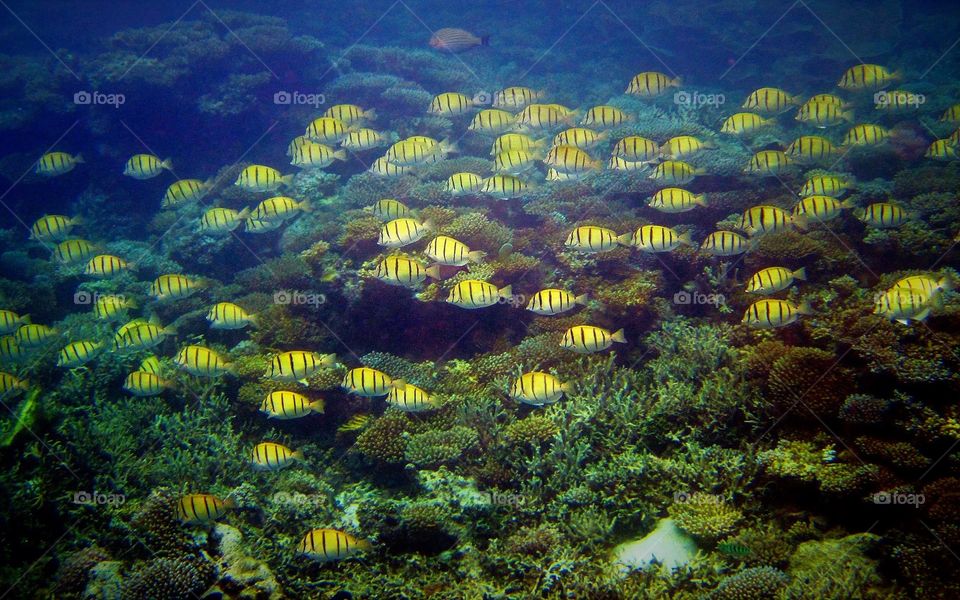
668, 492, 743, 541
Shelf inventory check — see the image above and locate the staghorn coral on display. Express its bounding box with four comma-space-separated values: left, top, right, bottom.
120, 556, 215, 600
708, 566, 789, 600
719, 523, 793, 568
855, 436, 930, 471
668, 492, 743, 541
784, 533, 887, 599
504, 415, 561, 446
767, 346, 854, 416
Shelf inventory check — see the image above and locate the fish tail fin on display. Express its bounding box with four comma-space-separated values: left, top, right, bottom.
161, 324, 178, 336
69, 215, 85, 226
281, 174, 296, 187
574, 293, 589, 306
298, 199, 313, 213
890, 69, 903, 81
616, 233, 634, 246
356, 537, 374, 552
611, 328, 627, 343
439, 138, 459, 156
840, 199, 858, 210
247, 313, 259, 327
390, 379, 407, 390
126, 261, 139, 272
422, 219, 436, 232
841, 110, 855, 123
792, 215, 808, 231
73, 153, 85, 164
222, 497, 237, 510
792, 267, 808, 281
480, 35, 491, 47
560, 381, 575, 393
695, 194, 709, 207
364, 108, 378, 121
320, 353, 339, 368
467, 250, 487, 263
424, 264, 442, 280
19, 314, 31, 325
291, 450, 305, 461
309, 400, 325, 414
797, 300, 814, 316
161, 158, 173, 171
237, 206, 251, 220
333, 149, 348, 161
498, 285, 513, 300
938, 276, 953, 292
671, 76, 683, 87
678, 230, 694, 246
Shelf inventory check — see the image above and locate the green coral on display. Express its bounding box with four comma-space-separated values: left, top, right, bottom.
403, 426, 478, 468
784, 533, 886, 599
708, 566, 789, 600
668, 492, 744, 541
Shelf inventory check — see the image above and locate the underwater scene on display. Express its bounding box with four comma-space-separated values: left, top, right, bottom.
1, 0, 960, 597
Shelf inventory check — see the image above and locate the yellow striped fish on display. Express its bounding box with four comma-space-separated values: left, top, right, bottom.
446, 280, 513, 309
31, 214, 82, 243
428, 92, 474, 116
207, 302, 258, 329
526, 289, 588, 316
123, 154, 172, 179
290, 141, 347, 169
469, 109, 516, 134
742, 87, 801, 112
493, 86, 543, 110
341, 366, 401, 396
297, 528, 371, 562
799, 175, 852, 198
85, 254, 135, 276
648, 188, 708, 213
700, 231, 753, 256
626, 71, 680, 97
843, 124, 889, 146
481, 174, 529, 198
114, 319, 148, 341
565, 226, 620, 253
618, 225, 692, 252
511, 371, 572, 406
366, 198, 410, 220
648, 160, 704, 184
746, 267, 807, 294
795, 100, 853, 127
544, 145, 601, 174
0, 310, 29, 335
612, 136, 660, 162
580, 105, 629, 128
305, 117, 351, 144
52, 239, 97, 264
744, 150, 794, 175
386, 383, 439, 412
200, 207, 250, 233
514, 104, 574, 131
792, 196, 855, 222
784, 136, 838, 162
341, 128, 391, 151
374, 255, 440, 288
721, 113, 773, 134
57, 340, 102, 368
287, 135, 312, 157
151, 274, 207, 300
553, 127, 605, 149
659, 135, 715, 160
177, 494, 234, 524
251, 442, 303, 470
939, 104, 960, 123
139, 355, 162, 374
260, 390, 324, 419
892, 274, 952, 301
837, 64, 900, 90
235, 165, 294, 192
444, 172, 484, 195
368, 156, 413, 177
491, 133, 545, 155
93, 295, 135, 320
547, 168, 587, 181
244, 218, 282, 233
743, 299, 812, 328
808, 93, 847, 107
123, 371, 174, 396
114, 323, 175, 351
323, 104, 376, 124
494, 150, 539, 174
385, 138, 456, 166
377, 218, 434, 248
608, 156, 650, 172
560, 325, 627, 354
265, 351, 337, 384
925, 139, 958, 161
175, 345, 235, 377
252, 196, 311, 222
0, 372, 30, 395
739, 205, 803, 234
856, 202, 908, 228
162, 179, 211, 208
0, 337, 24, 361
874, 288, 932, 324
337, 414, 371, 433
36, 152, 83, 176
15, 324, 56, 346
425, 236, 486, 266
